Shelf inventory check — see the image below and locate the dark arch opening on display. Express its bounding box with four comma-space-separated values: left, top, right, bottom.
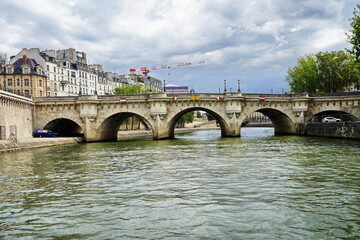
241, 108, 294, 136
44, 118, 83, 137
308, 110, 359, 123
168, 107, 225, 139
99, 112, 153, 141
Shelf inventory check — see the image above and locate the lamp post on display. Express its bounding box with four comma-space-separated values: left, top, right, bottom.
224, 80, 227, 93
149, 78, 152, 93
163, 80, 166, 92
238, 79, 241, 93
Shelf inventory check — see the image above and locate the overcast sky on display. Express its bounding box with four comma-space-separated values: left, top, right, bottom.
0, 0, 356, 93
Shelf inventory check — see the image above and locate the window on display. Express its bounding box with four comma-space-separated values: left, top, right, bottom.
7, 79, 12, 86
17, 79, 20, 86
71, 71, 76, 77
23, 68, 29, 74
39, 91, 42, 97
54, 66, 56, 72
24, 79, 29, 86
39, 80, 42, 87
24, 90, 30, 97
47, 65, 49, 71
6, 68, 12, 74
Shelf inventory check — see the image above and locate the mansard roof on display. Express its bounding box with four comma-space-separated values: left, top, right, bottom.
0, 57, 46, 75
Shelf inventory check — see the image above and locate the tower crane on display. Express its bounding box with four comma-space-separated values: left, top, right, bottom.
129, 60, 205, 76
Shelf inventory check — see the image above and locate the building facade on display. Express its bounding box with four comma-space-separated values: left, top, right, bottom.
0, 54, 47, 97
1, 48, 163, 97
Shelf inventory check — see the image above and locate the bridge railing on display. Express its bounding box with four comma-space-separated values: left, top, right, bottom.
32, 91, 360, 102
308, 91, 360, 97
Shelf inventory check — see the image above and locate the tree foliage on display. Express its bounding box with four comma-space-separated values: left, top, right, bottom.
286, 54, 319, 93
347, 4, 360, 63
176, 112, 194, 128
286, 51, 359, 93
114, 83, 148, 94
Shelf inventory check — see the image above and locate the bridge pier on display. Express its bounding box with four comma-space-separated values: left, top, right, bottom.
222, 113, 242, 138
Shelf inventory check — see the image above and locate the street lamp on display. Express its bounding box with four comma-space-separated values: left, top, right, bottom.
238, 79, 241, 93
163, 80, 166, 92
224, 80, 227, 93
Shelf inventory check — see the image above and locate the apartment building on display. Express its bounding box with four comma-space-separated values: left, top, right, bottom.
2, 48, 163, 97
0, 54, 47, 97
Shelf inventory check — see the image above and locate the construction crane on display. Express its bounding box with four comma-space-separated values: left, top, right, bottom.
129, 60, 206, 75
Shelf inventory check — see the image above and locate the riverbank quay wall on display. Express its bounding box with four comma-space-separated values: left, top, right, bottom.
0, 90, 34, 140
33, 92, 360, 142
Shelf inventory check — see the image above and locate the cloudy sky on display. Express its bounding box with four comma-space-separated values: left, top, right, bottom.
0, 0, 356, 93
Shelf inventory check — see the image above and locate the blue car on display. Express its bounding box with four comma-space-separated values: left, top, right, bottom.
35, 129, 58, 137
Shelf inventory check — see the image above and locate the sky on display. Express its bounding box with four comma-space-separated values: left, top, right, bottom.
0, 0, 357, 93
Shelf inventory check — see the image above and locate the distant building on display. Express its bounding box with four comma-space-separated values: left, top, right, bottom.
0, 53, 47, 97
165, 84, 188, 93
3, 47, 164, 97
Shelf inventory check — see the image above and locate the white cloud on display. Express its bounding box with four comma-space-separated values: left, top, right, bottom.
0, 0, 356, 92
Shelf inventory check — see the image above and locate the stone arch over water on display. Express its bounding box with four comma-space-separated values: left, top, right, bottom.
241, 108, 296, 135
167, 107, 229, 138
97, 112, 154, 141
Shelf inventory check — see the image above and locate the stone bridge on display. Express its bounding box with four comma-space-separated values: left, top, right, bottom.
33, 92, 360, 142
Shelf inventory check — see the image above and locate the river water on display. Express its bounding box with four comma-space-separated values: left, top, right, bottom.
0, 128, 359, 239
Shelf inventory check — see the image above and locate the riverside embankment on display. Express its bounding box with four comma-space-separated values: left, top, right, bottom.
0, 137, 84, 153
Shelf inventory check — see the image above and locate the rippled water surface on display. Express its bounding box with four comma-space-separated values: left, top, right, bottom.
1, 128, 359, 239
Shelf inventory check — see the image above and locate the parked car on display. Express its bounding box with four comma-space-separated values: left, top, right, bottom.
34, 129, 58, 137
322, 117, 341, 123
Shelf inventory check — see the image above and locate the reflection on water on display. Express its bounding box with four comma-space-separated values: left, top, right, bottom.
0, 128, 359, 239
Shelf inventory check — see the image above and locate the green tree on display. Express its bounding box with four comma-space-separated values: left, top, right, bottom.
316, 51, 358, 92
286, 54, 319, 93
346, 4, 360, 89
347, 4, 360, 62
114, 83, 148, 94
286, 51, 359, 93
176, 111, 194, 128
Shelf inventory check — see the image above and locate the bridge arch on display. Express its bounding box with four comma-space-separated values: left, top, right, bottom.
242, 108, 295, 135
167, 107, 228, 138
97, 111, 153, 141
308, 110, 359, 123
43, 118, 84, 137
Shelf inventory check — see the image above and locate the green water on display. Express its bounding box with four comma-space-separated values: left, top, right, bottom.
0, 128, 359, 239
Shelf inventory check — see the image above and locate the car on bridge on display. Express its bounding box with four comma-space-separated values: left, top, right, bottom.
322, 117, 341, 123
34, 129, 58, 137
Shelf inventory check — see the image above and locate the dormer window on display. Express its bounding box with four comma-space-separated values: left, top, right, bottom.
23, 68, 29, 74
6, 68, 12, 74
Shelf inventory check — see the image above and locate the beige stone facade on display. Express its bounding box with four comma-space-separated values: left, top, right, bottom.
0, 58, 48, 97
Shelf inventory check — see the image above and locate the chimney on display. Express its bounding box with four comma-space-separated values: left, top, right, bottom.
22, 48, 27, 63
